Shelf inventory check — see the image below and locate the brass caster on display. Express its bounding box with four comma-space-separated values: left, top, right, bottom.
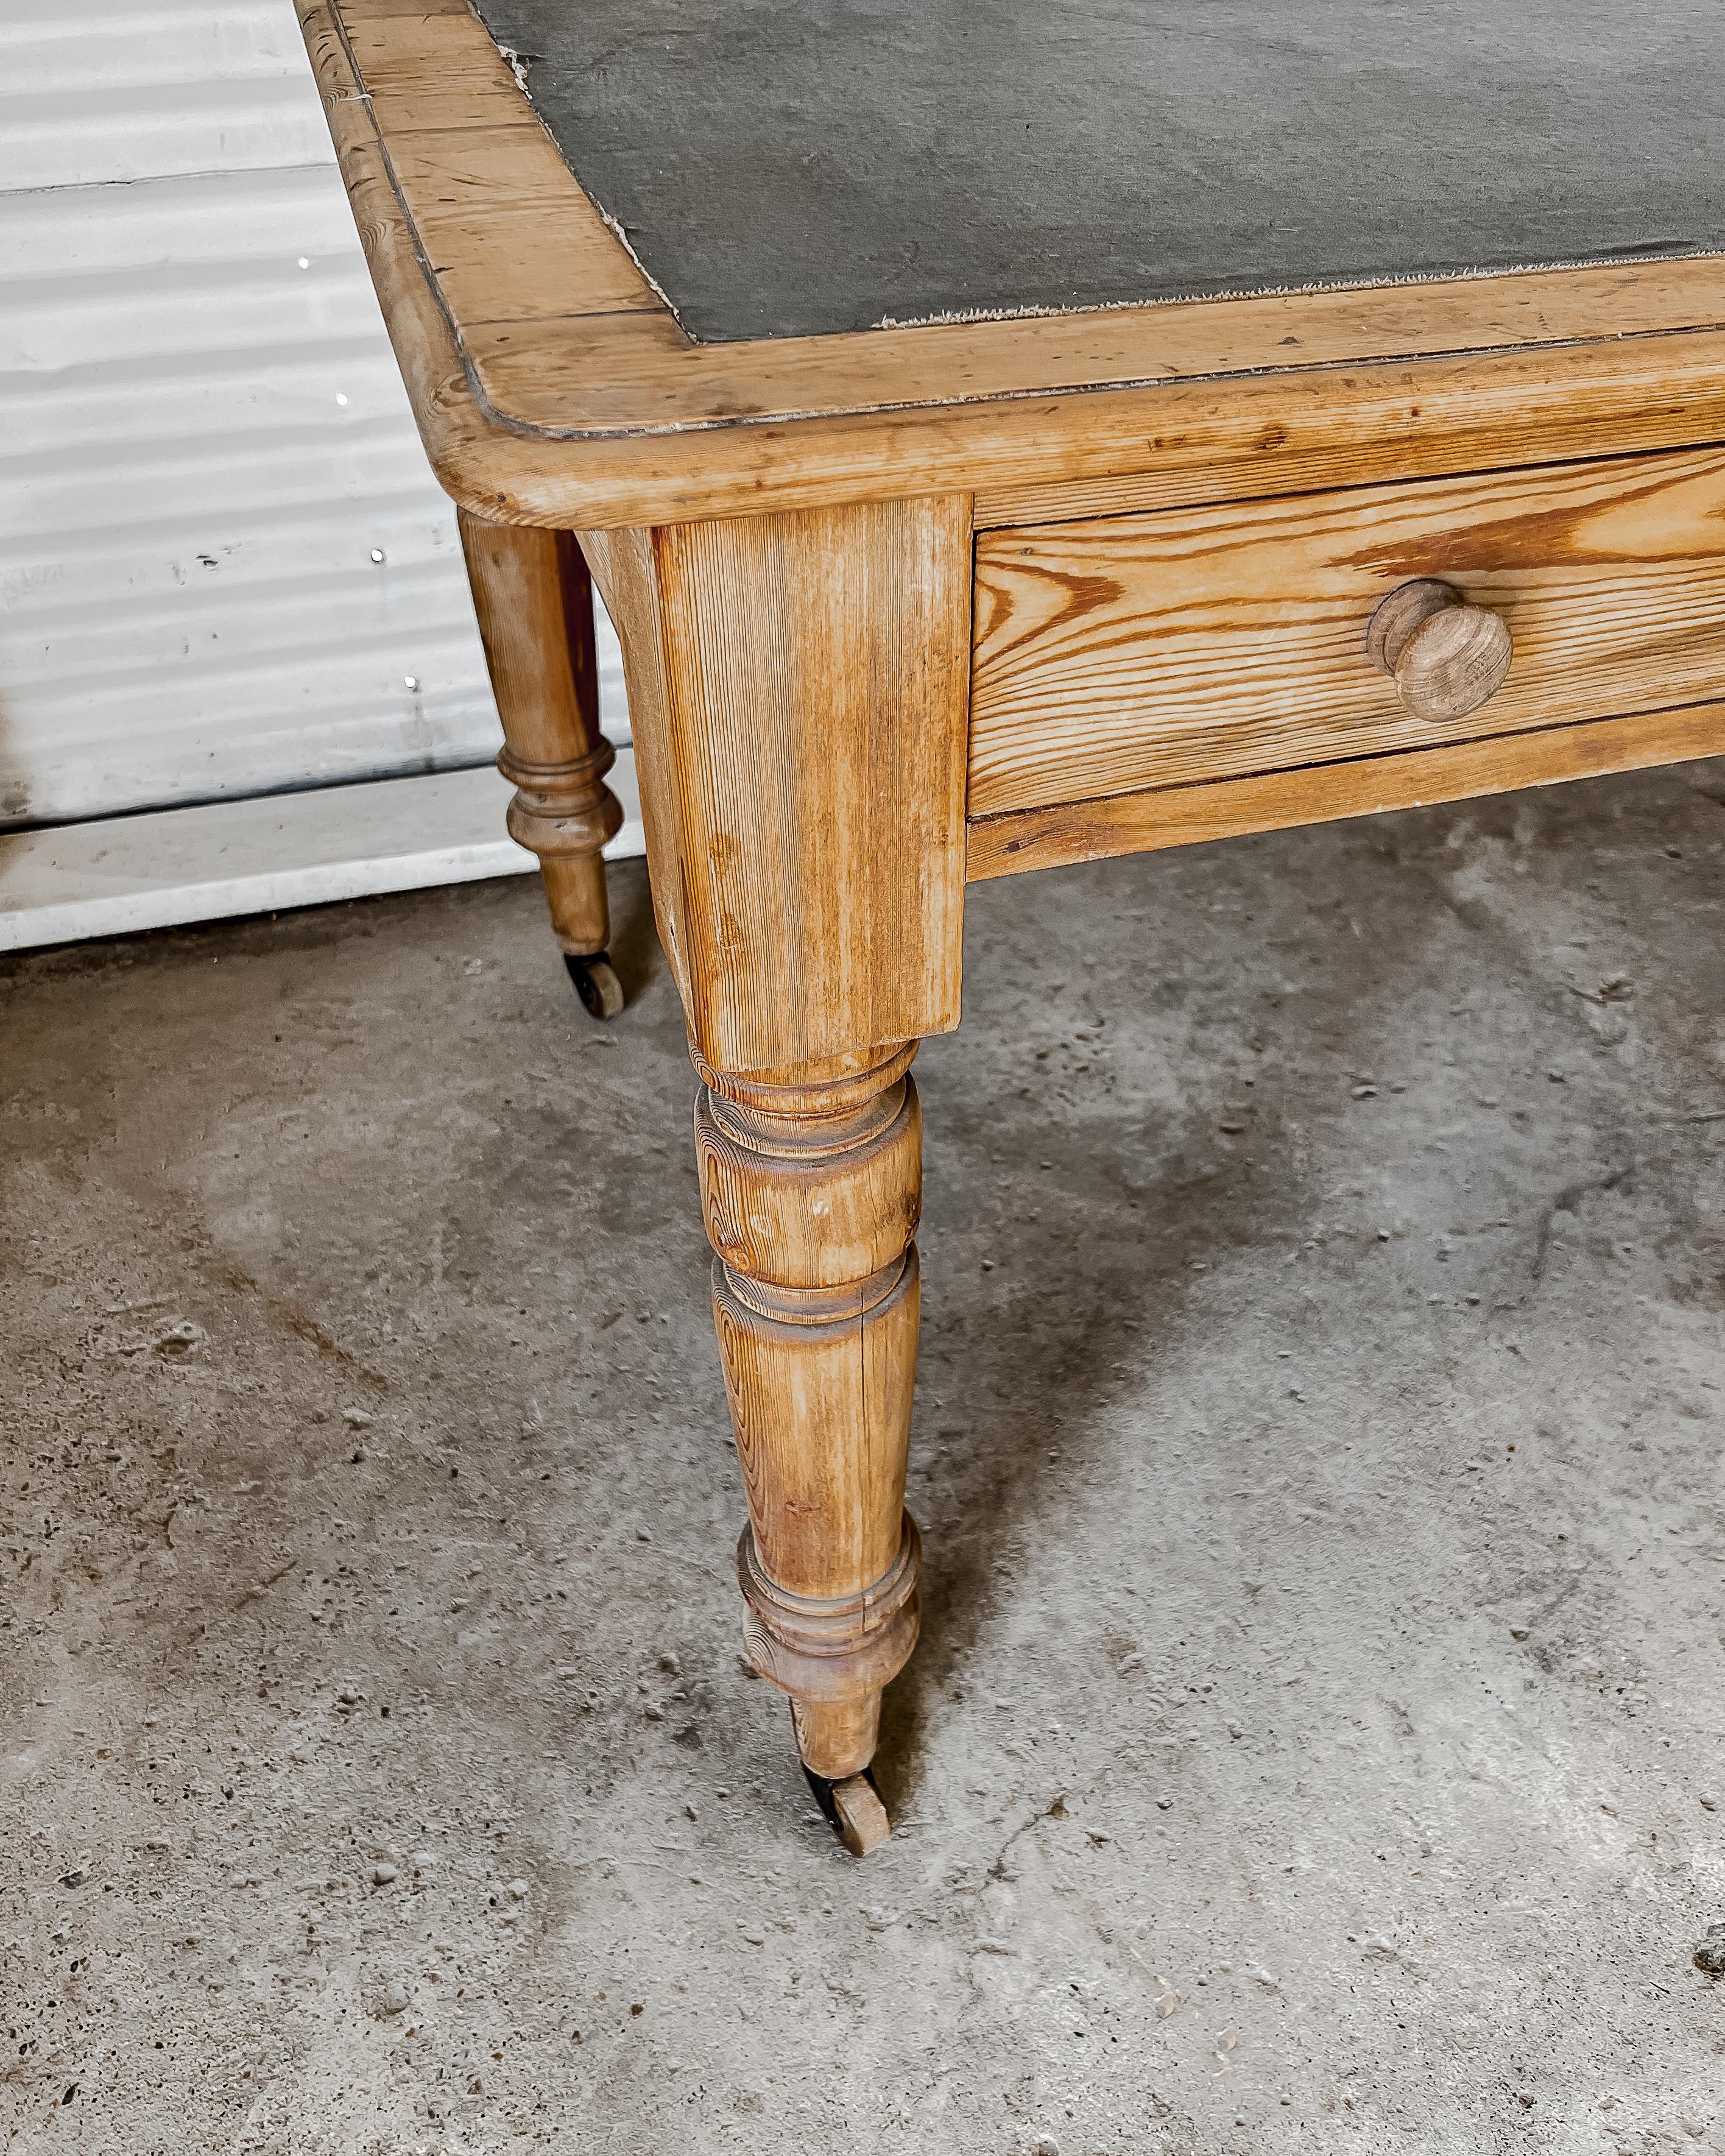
803, 1763, 891, 1857
564, 951, 624, 1019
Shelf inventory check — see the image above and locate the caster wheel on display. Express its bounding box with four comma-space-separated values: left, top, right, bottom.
564, 951, 624, 1019
803, 1762, 891, 1857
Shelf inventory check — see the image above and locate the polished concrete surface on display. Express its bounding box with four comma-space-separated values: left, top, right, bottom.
5, 759, 1725, 2152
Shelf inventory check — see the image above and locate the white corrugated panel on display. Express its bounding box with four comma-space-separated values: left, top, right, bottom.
3, 0, 339, 192
0, 0, 628, 861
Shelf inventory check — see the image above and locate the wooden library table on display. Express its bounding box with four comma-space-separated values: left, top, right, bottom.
300, 0, 1725, 1853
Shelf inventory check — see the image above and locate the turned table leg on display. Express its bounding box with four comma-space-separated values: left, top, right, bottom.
457, 508, 626, 1017
695, 1042, 925, 1855
580, 497, 973, 1848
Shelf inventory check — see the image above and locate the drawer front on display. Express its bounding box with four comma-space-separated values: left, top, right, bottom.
968, 445, 1725, 821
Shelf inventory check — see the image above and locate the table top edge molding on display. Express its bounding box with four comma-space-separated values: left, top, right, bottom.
300, 0, 1725, 526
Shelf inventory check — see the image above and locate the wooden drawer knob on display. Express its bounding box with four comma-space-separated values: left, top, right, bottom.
1366, 578, 1512, 723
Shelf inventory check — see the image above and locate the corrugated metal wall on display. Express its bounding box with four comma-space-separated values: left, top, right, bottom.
1, 0, 549, 833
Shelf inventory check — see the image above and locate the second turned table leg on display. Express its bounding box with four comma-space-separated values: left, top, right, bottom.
694, 1042, 925, 1855
457, 508, 626, 1017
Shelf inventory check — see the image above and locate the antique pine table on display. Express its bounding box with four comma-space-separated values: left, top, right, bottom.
300, 0, 1725, 1853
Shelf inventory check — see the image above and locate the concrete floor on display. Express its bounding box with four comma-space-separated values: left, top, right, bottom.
5, 761, 1725, 2155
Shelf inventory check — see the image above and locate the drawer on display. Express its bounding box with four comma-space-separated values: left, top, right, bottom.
968, 445, 1725, 821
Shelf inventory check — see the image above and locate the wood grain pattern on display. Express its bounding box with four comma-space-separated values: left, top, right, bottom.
970, 444, 1725, 820
1366, 578, 1514, 722
298, 0, 1725, 529
387, 125, 661, 323
457, 509, 622, 956
339, 10, 525, 134
582, 497, 972, 1076
337, 0, 470, 16
696, 1067, 921, 1290
699, 1045, 925, 1794
453, 264, 1725, 437
968, 380, 1725, 531
965, 700, 1725, 880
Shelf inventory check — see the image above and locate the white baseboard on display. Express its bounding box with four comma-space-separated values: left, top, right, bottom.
0, 753, 645, 953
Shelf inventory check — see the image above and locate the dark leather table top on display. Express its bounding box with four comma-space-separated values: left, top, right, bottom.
471, 0, 1721, 344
